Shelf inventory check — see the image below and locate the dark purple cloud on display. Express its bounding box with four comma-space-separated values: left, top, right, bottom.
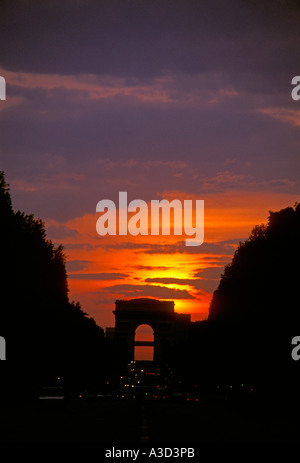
68, 272, 128, 280
1, 0, 299, 83
46, 224, 78, 239
132, 265, 171, 271
66, 260, 92, 271
144, 275, 220, 294
194, 267, 223, 279
99, 283, 194, 299
100, 238, 243, 255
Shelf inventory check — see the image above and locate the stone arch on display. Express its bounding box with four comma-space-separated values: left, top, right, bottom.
113, 298, 191, 364
134, 324, 154, 361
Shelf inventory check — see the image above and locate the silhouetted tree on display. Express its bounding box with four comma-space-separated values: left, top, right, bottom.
205, 203, 300, 399
0, 171, 105, 400
174, 203, 300, 405
209, 205, 300, 323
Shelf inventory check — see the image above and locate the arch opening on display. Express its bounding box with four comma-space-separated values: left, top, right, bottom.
134, 324, 154, 361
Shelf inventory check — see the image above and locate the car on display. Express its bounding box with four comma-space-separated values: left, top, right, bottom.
38, 386, 65, 406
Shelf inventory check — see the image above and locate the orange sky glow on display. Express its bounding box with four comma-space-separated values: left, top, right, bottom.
45, 189, 297, 329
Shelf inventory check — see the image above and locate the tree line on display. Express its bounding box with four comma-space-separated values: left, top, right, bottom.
0, 171, 108, 400
172, 201, 300, 404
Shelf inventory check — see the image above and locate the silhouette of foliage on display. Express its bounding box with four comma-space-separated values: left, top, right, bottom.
199, 203, 300, 398
174, 203, 300, 404
209, 203, 300, 324
0, 171, 105, 400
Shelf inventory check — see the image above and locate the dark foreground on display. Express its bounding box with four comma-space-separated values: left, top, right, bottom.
0, 395, 299, 444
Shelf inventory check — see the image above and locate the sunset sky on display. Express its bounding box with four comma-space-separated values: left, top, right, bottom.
1, 0, 299, 328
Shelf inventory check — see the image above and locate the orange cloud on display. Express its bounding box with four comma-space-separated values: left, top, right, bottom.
258, 107, 300, 127
1, 67, 239, 107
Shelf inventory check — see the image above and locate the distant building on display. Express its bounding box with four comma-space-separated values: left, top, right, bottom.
113, 298, 191, 364
105, 327, 115, 339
